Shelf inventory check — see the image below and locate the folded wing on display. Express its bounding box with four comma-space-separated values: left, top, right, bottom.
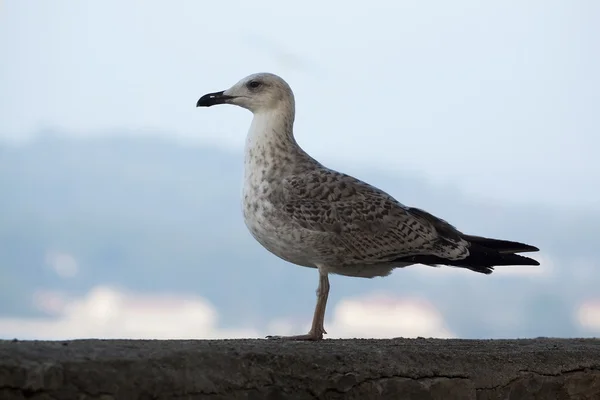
277, 169, 539, 274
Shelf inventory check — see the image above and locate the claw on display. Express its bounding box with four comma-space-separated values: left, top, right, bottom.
265, 332, 324, 341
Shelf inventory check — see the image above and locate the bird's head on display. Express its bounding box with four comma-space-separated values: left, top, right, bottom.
196, 72, 294, 114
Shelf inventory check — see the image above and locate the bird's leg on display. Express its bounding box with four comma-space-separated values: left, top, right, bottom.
310, 270, 330, 336
267, 267, 330, 341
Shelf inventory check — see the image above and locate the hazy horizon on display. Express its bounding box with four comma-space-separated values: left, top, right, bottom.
1, 133, 599, 340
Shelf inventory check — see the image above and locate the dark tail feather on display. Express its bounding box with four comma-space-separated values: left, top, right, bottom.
395, 245, 540, 275
455, 246, 540, 274
462, 235, 539, 254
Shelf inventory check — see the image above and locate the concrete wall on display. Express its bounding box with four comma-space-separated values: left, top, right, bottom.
1, 338, 599, 399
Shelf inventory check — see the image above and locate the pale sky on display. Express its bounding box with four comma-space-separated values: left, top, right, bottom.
1, 0, 598, 208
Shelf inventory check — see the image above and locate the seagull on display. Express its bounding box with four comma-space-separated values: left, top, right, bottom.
196, 72, 540, 341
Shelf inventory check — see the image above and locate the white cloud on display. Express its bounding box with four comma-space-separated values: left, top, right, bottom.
328, 292, 455, 339
0, 287, 454, 340
268, 292, 455, 339
576, 299, 600, 333
0, 286, 260, 340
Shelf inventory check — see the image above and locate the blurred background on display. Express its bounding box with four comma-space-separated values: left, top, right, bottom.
1, 0, 599, 340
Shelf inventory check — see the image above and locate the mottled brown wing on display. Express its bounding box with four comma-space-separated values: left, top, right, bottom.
278, 170, 469, 264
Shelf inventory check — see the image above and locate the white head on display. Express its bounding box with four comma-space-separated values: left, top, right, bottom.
196, 72, 295, 114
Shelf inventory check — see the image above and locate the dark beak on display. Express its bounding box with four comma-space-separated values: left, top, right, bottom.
196, 91, 235, 107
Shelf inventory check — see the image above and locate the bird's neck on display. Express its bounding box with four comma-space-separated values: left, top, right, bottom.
244, 107, 304, 177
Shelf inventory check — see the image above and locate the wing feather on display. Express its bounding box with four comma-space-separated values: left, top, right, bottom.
276, 170, 469, 265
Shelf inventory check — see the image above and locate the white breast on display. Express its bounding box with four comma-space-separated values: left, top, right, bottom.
242, 113, 282, 242
240, 112, 313, 267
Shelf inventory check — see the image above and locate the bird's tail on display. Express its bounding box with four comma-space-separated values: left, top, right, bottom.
399, 249, 539, 275
395, 241, 540, 275
461, 235, 539, 254
449, 244, 540, 274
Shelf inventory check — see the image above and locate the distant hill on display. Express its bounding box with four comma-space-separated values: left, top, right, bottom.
1, 133, 599, 338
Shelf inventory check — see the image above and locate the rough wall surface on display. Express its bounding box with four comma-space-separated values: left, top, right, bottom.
1, 338, 599, 400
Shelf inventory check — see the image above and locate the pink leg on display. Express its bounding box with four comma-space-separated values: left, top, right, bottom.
267, 268, 330, 341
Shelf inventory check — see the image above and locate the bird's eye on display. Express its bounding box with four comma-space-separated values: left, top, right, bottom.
247, 80, 262, 89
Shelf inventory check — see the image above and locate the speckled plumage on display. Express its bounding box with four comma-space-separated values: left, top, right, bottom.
197, 72, 540, 340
